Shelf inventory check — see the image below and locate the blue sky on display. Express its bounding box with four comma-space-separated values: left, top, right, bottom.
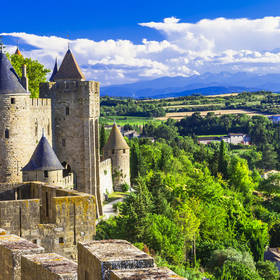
2, 0, 280, 85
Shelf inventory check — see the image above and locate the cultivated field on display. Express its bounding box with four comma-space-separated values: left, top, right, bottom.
156, 109, 266, 121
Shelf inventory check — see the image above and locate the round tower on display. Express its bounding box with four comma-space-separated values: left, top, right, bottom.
21, 133, 65, 186
102, 123, 130, 191
0, 52, 33, 183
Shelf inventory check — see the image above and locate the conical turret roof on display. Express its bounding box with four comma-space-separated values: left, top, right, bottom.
15, 47, 23, 57
103, 123, 130, 150
21, 135, 63, 171
53, 49, 86, 81
49, 58, 58, 81
0, 52, 28, 95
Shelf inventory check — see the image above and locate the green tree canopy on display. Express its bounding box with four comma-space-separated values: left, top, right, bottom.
6, 52, 51, 98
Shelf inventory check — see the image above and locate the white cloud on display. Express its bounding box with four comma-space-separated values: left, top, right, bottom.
3, 16, 280, 85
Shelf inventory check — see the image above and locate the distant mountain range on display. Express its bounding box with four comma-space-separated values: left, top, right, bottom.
100, 71, 280, 98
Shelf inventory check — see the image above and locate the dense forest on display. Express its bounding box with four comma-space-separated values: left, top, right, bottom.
97, 113, 280, 279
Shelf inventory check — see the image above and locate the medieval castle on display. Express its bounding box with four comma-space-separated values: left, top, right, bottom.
0, 47, 184, 279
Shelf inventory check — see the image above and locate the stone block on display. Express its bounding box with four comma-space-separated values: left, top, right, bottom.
78, 240, 154, 280
111, 267, 187, 280
0, 234, 45, 280
21, 253, 78, 280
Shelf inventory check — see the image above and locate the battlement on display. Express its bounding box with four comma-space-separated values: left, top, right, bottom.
30, 98, 51, 107
0, 236, 186, 280
0, 182, 96, 260
40, 80, 99, 96
22, 253, 78, 280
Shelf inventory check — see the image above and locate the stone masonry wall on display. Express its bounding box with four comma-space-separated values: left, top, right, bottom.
0, 95, 52, 184
21, 253, 78, 280
0, 94, 33, 183
40, 81, 103, 217
29, 98, 52, 146
0, 234, 45, 280
0, 182, 96, 261
107, 149, 130, 191
78, 240, 154, 280
100, 159, 113, 200
0, 199, 40, 241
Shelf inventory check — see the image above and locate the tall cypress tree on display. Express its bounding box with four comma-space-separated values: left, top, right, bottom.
218, 140, 228, 178
100, 124, 107, 153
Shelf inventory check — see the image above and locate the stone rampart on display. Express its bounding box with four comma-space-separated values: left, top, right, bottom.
21, 253, 78, 280
0, 234, 45, 280
0, 182, 96, 260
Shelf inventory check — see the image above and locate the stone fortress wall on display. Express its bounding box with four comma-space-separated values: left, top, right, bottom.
40, 81, 103, 216
0, 182, 95, 261
29, 98, 52, 144
99, 158, 114, 199
0, 232, 186, 280
0, 94, 53, 184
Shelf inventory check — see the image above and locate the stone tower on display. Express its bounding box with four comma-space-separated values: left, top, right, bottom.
21, 133, 66, 187
0, 52, 33, 183
103, 123, 130, 190
40, 49, 103, 216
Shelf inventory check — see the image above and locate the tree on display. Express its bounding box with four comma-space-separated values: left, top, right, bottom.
6, 52, 51, 98
218, 140, 228, 178
100, 124, 107, 153
220, 261, 262, 280
258, 172, 280, 196
228, 156, 256, 193
260, 144, 278, 170
207, 247, 256, 273
256, 261, 279, 280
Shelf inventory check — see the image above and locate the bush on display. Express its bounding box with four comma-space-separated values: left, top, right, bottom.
121, 183, 129, 192
220, 261, 262, 280
207, 247, 255, 272
256, 260, 279, 280
112, 201, 122, 212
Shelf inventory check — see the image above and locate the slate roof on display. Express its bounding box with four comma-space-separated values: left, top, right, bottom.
53, 49, 86, 81
103, 123, 130, 150
0, 52, 28, 95
49, 58, 58, 81
21, 135, 63, 172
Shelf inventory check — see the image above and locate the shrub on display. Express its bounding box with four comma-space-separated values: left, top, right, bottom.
256, 260, 279, 280
121, 183, 129, 192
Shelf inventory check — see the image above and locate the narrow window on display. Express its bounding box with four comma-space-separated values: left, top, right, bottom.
46, 192, 49, 217
62, 139, 66, 146
5, 129, 9, 139
48, 123, 50, 135
123, 149, 125, 153
85, 270, 89, 280
66, 106, 69, 115
112, 149, 114, 154
59, 237, 64, 244
11, 98, 15, 104
44, 170, 49, 178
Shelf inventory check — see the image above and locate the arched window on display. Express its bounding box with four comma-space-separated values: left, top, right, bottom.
62, 139, 66, 146
62, 162, 71, 177
66, 106, 69, 115
5, 129, 9, 139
